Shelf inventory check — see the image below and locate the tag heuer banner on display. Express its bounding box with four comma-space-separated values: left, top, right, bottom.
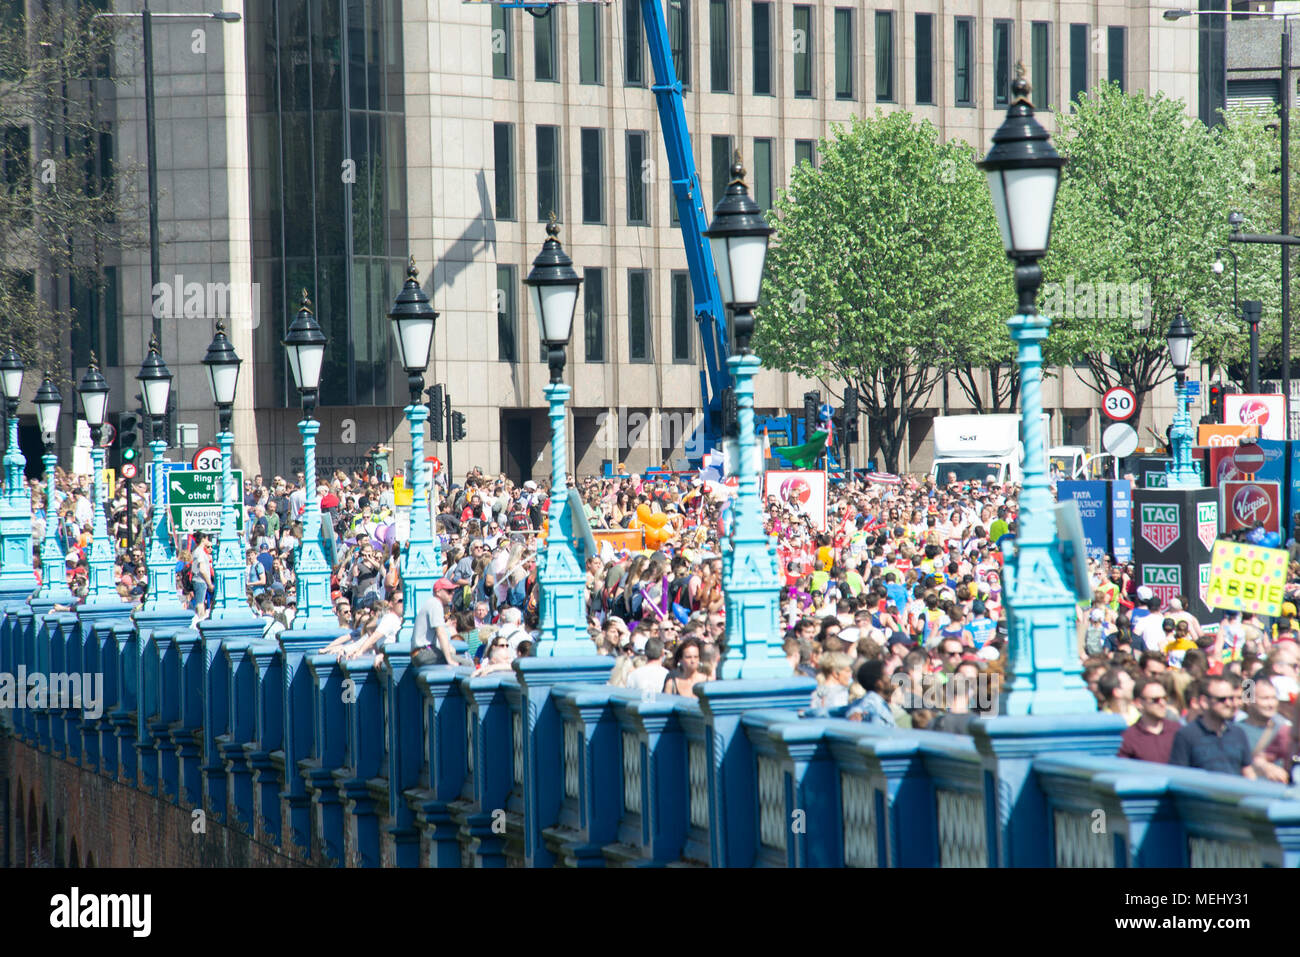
1132, 486, 1218, 622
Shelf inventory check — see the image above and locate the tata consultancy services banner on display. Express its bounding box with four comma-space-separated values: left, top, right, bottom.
1057, 481, 1109, 560
1110, 480, 1133, 563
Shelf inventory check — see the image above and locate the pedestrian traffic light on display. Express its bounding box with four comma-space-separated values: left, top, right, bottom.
451, 410, 466, 442
802, 390, 820, 442
118, 411, 140, 464
428, 384, 444, 441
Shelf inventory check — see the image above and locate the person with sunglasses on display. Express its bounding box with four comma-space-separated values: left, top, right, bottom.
1168, 676, 1256, 777
1118, 677, 1181, 763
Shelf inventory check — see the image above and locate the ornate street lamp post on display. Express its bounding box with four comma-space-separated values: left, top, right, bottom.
387, 258, 440, 633
77, 354, 114, 602
703, 158, 787, 678
1165, 313, 1200, 490
0, 348, 34, 600
523, 217, 588, 655
283, 291, 332, 626
201, 320, 247, 617
32, 374, 71, 604
136, 335, 181, 611
979, 70, 1093, 714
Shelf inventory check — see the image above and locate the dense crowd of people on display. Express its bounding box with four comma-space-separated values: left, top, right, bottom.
20, 452, 1300, 781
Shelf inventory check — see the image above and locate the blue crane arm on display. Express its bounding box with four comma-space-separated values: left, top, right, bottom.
639, 0, 730, 455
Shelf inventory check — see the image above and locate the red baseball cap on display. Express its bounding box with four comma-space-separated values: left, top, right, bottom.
433, 578, 456, 592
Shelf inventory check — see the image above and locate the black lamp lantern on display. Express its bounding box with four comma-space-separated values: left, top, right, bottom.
202, 319, 242, 433
136, 334, 173, 438
0, 348, 24, 415
283, 289, 328, 417
523, 215, 583, 383
979, 67, 1066, 314
704, 155, 774, 353
388, 257, 438, 405
78, 352, 110, 442
33, 373, 61, 449
1166, 312, 1194, 373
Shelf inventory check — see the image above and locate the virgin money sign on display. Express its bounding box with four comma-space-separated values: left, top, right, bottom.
1224, 394, 1287, 442
1139, 503, 1180, 553
1221, 480, 1281, 536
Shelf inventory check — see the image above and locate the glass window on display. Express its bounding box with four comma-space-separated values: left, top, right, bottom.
582, 128, 603, 224
753, 137, 773, 210
712, 134, 734, 207
585, 267, 605, 362
915, 13, 933, 105
534, 10, 556, 82
626, 130, 649, 225
710, 0, 730, 92
670, 0, 691, 88
672, 271, 693, 362
629, 269, 652, 362
793, 6, 813, 97
494, 122, 514, 221
1070, 23, 1088, 105
498, 266, 517, 363
993, 20, 1013, 108
1, 125, 29, 203
835, 8, 854, 100
753, 2, 772, 95
954, 17, 973, 106
625, 0, 644, 85
1109, 26, 1126, 92
794, 139, 816, 169
1032, 22, 1050, 107
537, 125, 560, 221
580, 4, 601, 84
874, 11, 893, 102
492, 5, 512, 79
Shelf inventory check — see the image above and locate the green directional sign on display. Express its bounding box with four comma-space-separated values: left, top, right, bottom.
167, 468, 244, 533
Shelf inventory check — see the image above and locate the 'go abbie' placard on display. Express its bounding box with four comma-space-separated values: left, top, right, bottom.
1204, 540, 1289, 617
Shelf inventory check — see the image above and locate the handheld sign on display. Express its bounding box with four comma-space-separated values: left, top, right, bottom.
1205, 540, 1288, 617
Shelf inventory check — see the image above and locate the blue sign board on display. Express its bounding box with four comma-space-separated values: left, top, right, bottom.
1110, 479, 1133, 563
1057, 481, 1110, 560
1185, 380, 1200, 398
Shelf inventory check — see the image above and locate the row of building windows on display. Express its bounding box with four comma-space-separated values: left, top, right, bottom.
494, 122, 817, 224
492, 5, 1126, 108
497, 265, 697, 366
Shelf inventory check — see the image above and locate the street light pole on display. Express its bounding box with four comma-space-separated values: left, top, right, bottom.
0, 349, 34, 601
201, 320, 247, 618
32, 374, 71, 605
524, 218, 589, 655
1165, 314, 1200, 489
136, 334, 180, 611
77, 354, 114, 602
980, 69, 1093, 715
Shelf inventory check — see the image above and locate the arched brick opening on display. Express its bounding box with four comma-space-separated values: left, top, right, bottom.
39, 804, 49, 867
13, 778, 24, 868
54, 819, 65, 868
26, 792, 36, 868
69, 836, 80, 869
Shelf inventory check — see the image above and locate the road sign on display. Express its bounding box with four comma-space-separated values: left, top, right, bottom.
1102, 386, 1137, 421
1185, 380, 1201, 398
428, 456, 442, 474
1102, 422, 1139, 458
167, 468, 244, 533
1234, 442, 1266, 474
192, 446, 222, 471
121, 463, 137, 479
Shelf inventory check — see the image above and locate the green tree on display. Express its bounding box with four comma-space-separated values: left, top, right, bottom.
755, 111, 1011, 472
0, 6, 141, 381
1043, 82, 1270, 424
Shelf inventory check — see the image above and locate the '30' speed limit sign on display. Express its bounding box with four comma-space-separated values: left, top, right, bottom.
1102, 386, 1136, 422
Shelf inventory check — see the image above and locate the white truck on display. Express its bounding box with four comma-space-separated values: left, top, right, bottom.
929, 414, 1098, 484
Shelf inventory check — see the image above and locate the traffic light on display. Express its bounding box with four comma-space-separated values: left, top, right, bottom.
451, 410, 466, 442
843, 385, 860, 442
1208, 381, 1226, 424
118, 411, 140, 464
721, 387, 738, 438
428, 384, 444, 441
802, 390, 820, 442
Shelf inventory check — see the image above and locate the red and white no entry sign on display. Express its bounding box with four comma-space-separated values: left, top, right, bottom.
1234, 442, 1266, 473
1102, 386, 1137, 421
427, 456, 442, 474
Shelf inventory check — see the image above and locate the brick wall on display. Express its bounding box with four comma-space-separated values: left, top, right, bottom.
2, 732, 308, 868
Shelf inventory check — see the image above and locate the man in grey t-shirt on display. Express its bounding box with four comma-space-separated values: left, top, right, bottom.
413, 578, 463, 666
